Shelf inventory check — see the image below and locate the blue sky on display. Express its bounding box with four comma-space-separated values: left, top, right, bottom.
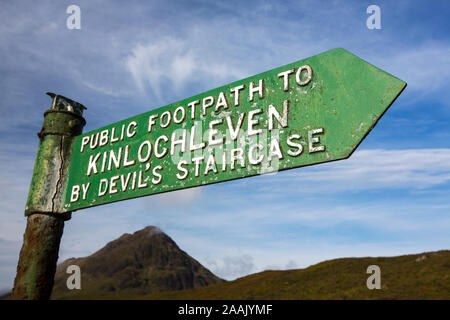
1, 0, 450, 291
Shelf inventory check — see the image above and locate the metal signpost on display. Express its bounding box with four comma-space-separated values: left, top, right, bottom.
12, 48, 406, 299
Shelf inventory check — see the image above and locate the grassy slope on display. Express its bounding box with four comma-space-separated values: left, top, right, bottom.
134, 250, 450, 300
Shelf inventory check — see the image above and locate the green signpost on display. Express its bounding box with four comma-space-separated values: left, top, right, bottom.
15, 48, 406, 299
56, 48, 405, 212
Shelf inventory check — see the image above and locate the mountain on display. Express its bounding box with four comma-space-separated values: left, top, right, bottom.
138, 250, 450, 300
6, 224, 449, 300
51, 226, 223, 299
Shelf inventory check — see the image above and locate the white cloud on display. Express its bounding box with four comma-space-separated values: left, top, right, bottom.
369, 42, 450, 99
205, 254, 256, 279
267, 148, 450, 193
125, 37, 246, 100
145, 187, 202, 209
285, 260, 298, 269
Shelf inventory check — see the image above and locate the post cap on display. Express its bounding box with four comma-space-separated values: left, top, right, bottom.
46, 92, 87, 116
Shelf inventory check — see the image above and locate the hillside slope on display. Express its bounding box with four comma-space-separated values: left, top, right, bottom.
138, 250, 450, 300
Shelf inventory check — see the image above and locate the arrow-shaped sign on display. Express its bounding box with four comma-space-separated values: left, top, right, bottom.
52, 48, 406, 212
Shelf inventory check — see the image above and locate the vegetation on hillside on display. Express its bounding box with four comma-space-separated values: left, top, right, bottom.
135, 250, 450, 300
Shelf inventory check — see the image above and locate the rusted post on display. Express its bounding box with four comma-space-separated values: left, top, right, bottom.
12, 93, 86, 300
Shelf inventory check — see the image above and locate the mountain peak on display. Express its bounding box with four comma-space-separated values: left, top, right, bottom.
52, 226, 223, 299
134, 226, 165, 238
114, 226, 165, 243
